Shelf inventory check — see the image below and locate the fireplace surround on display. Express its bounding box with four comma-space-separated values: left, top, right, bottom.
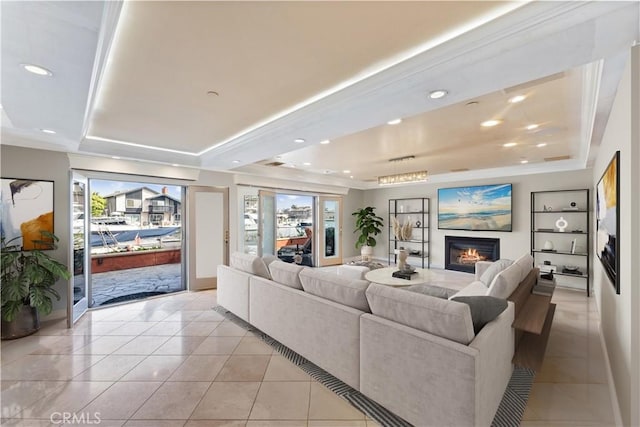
445, 236, 500, 273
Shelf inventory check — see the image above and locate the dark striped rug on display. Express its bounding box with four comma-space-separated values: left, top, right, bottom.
213, 305, 534, 427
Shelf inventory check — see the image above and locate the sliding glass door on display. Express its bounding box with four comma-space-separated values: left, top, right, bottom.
318, 196, 342, 266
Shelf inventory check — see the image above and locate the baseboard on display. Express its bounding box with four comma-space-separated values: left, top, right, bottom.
599, 322, 623, 426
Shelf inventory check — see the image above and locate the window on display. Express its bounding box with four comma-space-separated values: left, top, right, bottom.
149, 213, 164, 225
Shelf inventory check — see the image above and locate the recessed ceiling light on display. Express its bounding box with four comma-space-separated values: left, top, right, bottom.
112, 156, 121, 160
536, 143, 547, 148
320, 140, 330, 145
294, 138, 306, 143
40, 128, 56, 134
232, 160, 240, 164
526, 124, 539, 130
520, 160, 529, 164
429, 90, 448, 99
387, 118, 402, 125
171, 163, 179, 167
275, 156, 283, 160
508, 95, 526, 103
481, 119, 502, 127
503, 142, 517, 147
303, 162, 311, 166
343, 170, 351, 174
350, 176, 354, 179
21, 63, 53, 76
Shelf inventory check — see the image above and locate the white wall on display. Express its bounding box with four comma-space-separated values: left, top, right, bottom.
592, 47, 640, 427
364, 169, 592, 286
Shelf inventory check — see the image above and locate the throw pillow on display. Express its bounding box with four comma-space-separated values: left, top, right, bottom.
405, 284, 457, 299
450, 296, 508, 334
479, 259, 513, 287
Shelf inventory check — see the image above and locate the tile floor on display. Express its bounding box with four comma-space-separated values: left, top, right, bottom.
0, 272, 616, 426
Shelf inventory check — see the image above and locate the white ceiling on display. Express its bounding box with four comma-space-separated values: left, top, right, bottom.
1, 1, 638, 189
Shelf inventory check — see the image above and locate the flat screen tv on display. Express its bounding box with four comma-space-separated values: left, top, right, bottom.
596, 151, 620, 294
438, 183, 512, 231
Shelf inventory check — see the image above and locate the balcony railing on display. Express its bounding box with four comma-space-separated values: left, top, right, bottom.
148, 205, 172, 213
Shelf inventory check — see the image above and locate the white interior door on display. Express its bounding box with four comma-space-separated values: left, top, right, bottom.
188, 186, 228, 290
258, 190, 276, 256
318, 196, 343, 266
69, 171, 90, 326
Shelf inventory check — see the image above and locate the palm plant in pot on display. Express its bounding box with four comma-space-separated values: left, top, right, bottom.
352, 206, 384, 260
1, 231, 70, 339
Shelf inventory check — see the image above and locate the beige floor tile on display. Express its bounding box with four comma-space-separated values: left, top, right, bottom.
208, 321, 248, 337
112, 336, 171, 355
520, 421, 609, 426
185, 420, 246, 427
535, 356, 607, 384
177, 322, 221, 337
190, 382, 260, 419
21, 380, 113, 418
263, 355, 310, 382
1, 380, 67, 418
125, 421, 186, 427
233, 337, 274, 355
168, 355, 229, 382
105, 321, 159, 336
1, 355, 104, 381
30, 334, 96, 355
74, 355, 146, 381
132, 381, 210, 420
120, 355, 188, 381
73, 335, 136, 355
308, 421, 367, 427
215, 355, 270, 382
131, 310, 175, 322
249, 382, 310, 420
194, 311, 226, 322
366, 421, 383, 427
77, 321, 129, 335
0, 419, 58, 426
141, 321, 188, 336
162, 311, 206, 322
308, 382, 365, 420
246, 422, 307, 427
153, 336, 206, 355
81, 381, 162, 420
192, 336, 242, 355
522, 383, 615, 423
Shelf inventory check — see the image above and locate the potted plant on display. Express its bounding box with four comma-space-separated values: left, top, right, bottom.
1, 231, 71, 339
352, 207, 384, 260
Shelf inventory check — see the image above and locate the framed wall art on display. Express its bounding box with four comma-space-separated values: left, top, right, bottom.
596, 151, 620, 294
1, 178, 55, 250
438, 183, 512, 231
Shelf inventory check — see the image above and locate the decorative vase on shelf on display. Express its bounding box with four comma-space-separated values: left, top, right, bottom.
555, 216, 568, 232
543, 240, 554, 250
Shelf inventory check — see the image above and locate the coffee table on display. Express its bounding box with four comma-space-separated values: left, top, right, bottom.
365, 266, 431, 287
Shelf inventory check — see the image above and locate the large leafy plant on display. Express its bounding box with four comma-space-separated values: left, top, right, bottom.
1, 231, 70, 322
352, 207, 384, 249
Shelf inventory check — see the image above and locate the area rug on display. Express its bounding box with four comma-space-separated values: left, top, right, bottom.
213, 306, 534, 427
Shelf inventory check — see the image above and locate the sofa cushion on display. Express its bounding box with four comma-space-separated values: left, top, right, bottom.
299, 269, 370, 312
450, 296, 508, 334
365, 283, 475, 345
405, 284, 457, 299
487, 262, 522, 299
268, 261, 305, 290
230, 252, 270, 279
513, 253, 534, 283
479, 259, 513, 287
449, 280, 488, 299
262, 254, 279, 267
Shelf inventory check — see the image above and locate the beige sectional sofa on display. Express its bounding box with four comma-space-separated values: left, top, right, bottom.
217, 252, 533, 426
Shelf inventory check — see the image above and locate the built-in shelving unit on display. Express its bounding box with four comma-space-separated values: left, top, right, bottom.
388, 198, 429, 269
530, 189, 590, 296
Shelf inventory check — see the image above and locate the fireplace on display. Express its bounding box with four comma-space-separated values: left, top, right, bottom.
444, 236, 500, 273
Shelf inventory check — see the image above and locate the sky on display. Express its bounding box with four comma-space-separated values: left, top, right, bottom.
438, 183, 512, 213
91, 179, 182, 200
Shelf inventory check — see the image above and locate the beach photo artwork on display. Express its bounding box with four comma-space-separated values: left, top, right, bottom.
438, 183, 512, 231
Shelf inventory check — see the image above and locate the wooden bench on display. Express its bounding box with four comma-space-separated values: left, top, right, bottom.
508, 267, 556, 371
